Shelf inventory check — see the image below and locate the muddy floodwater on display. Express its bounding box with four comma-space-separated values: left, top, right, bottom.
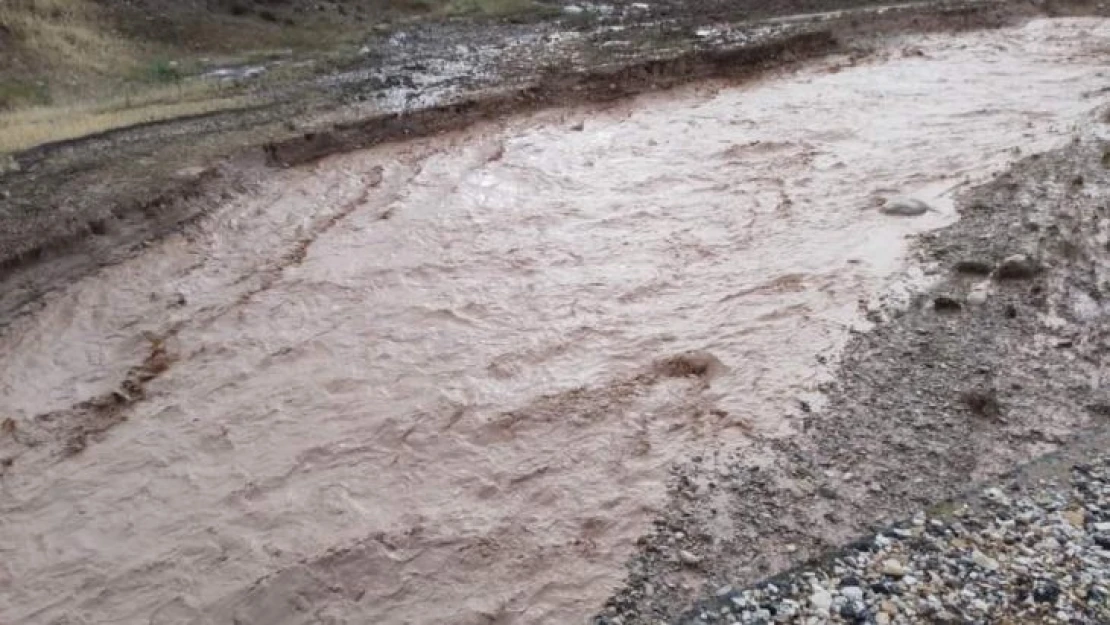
3, 17, 1110, 625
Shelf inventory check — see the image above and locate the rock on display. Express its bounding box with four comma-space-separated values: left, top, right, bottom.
838, 600, 865, 620
0, 155, 20, 175
1033, 579, 1061, 604
876, 614, 891, 625
881, 559, 907, 577
679, 550, 701, 566
809, 588, 833, 613
1063, 508, 1085, 528
840, 586, 864, 603
174, 166, 207, 181
570, 121, 585, 131
879, 197, 931, 216
994, 254, 1038, 280
954, 260, 993, 275
971, 550, 999, 572
933, 295, 962, 312
967, 284, 990, 306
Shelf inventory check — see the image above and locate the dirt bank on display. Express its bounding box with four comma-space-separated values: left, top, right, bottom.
596, 83, 1110, 625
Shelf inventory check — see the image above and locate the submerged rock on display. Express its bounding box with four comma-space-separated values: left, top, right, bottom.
995, 254, 1039, 280
880, 197, 931, 216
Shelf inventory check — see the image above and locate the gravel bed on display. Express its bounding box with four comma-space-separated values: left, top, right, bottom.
688, 459, 1110, 624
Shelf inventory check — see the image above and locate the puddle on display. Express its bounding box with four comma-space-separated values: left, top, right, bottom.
2, 17, 1110, 625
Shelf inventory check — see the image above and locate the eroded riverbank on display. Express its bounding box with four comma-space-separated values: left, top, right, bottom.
3, 17, 1110, 625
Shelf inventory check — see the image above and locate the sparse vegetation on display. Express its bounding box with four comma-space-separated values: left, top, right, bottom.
444, 0, 558, 18
0, 88, 256, 154
0, 0, 561, 154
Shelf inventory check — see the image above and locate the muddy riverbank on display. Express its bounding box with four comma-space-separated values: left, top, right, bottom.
3, 15, 1110, 625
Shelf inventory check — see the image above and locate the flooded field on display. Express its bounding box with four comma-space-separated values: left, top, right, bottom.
2, 17, 1109, 625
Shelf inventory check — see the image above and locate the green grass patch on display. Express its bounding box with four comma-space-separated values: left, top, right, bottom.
444, 0, 558, 19
0, 80, 51, 110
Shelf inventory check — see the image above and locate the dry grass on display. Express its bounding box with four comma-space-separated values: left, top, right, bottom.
0, 86, 257, 154
443, 0, 558, 18
0, 0, 140, 76
0, 0, 558, 153
0, 0, 263, 153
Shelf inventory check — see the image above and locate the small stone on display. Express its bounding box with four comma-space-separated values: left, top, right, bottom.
967, 287, 989, 306
679, 550, 701, 565
954, 259, 993, 275
174, 166, 207, 181
716, 585, 733, 597
880, 197, 931, 216
570, 122, 585, 131
838, 600, 865, 620
876, 614, 891, 625
984, 487, 1009, 504
881, 559, 907, 577
933, 295, 962, 312
841, 586, 864, 603
809, 588, 833, 613
1033, 579, 1061, 604
1063, 509, 1085, 528
994, 254, 1038, 280
971, 550, 999, 572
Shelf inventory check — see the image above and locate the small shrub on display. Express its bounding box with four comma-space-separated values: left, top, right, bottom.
0, 81, 50, 110
147, 60, 182, 84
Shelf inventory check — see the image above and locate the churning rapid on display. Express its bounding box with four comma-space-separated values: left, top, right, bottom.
3, 17, 1110, 625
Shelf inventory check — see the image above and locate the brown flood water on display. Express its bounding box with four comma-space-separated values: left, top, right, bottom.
3, 18, 1110, 625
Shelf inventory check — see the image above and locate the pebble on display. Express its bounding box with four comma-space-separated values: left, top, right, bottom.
686, 456, 1110, 625
880, 197, 931, 216
809, 588, 833, 613
840, 586, 863, 603
679, 550, 701, 565
995, 253, 1039, 280
972, 550, 1000, 571
881, 559, 907, 577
